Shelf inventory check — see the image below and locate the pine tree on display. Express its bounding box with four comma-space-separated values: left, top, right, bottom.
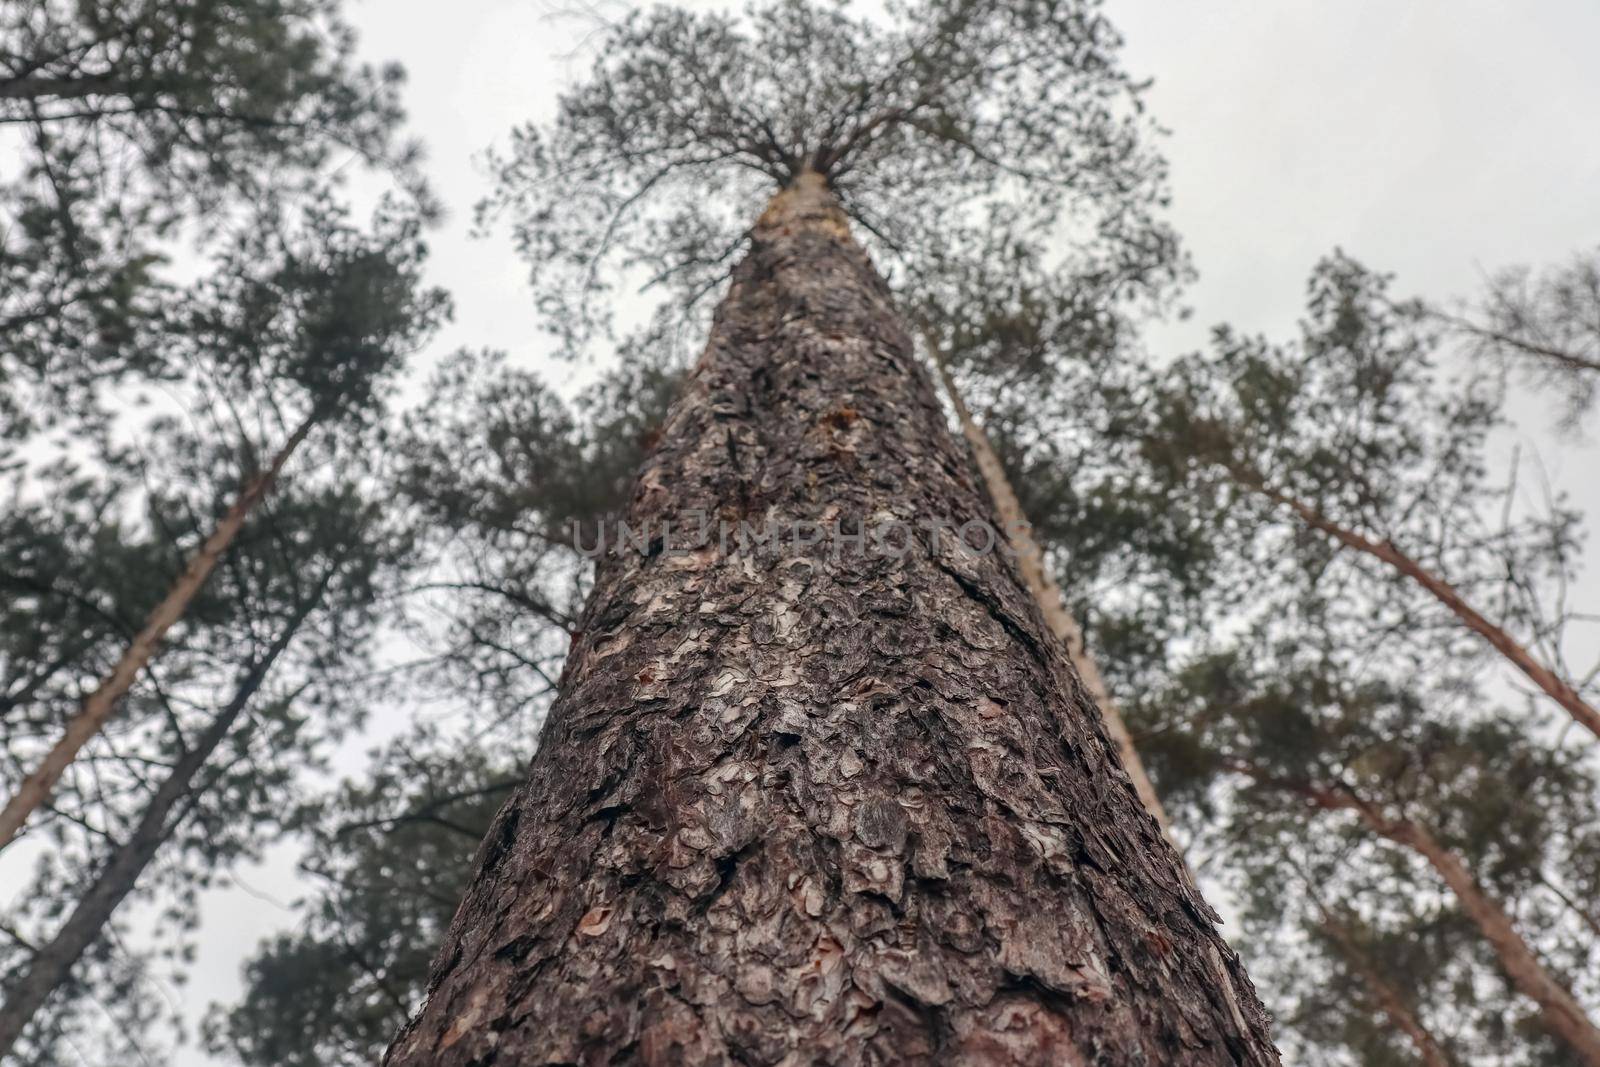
0, 0, 416, 451
209, 352, 672, 1065
1146, 254, 1600, 742
0, 197, 443, 1058
1436, 247, 1600, 428
908, 240, 1200, 847
0, 197, 445, 849
385, 3, 1276, 1060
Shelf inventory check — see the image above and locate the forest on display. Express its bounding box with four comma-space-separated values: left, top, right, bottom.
2, 1, 1598, 1064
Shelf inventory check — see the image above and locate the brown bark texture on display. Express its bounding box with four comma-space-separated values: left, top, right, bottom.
930, 351, 1178, 844
0, 412, 316, 851
386, 173, 1278, 1067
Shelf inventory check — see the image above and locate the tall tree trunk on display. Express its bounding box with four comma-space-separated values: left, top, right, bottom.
0, 411, 317, 851
1253, 768, 1600, 1066
0, 579, 326, 1057
928, 347, 1178, 843
1234, 471, 1600, 743
385, 172, 1277, 1066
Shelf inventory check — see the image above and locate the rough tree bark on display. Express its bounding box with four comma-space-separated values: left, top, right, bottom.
0, 576, 328, 1057
0, 411, 317, 851
929, 347, 1178, 843
385, 172, 1278, 1066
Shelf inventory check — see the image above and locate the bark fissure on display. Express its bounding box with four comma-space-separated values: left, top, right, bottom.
386, 171, 1277, 1066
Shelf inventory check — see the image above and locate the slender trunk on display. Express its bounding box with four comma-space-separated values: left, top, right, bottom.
0, 413, 317, 851
929, 347, 1178, 842
1315, 915, 1454, 1067
1240, 474, 1600, 742
0, 586, 321, 1057
1271, 773, 1600, 1066
385, 172, 1277, 1066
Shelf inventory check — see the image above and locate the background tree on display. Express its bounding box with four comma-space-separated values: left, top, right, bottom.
0, 0, 418, 452
204, 346, 671, 1065
200, 734, 517, 1067
0, 192, 443, 1059
897, 247, 1600, 1061
1131, 612, 1600, 1064
0, 194, 446, 848
1435, 248, 1600, 429
1143, 254, 1600, 741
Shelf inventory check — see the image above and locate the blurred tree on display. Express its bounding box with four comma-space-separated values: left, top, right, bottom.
1145, 254, 1600, 742
0, 195, 443, 1058
0, 0, 419, 445
208, 345, 679, 1065
1133, 619, 1600, 1065
0, 196, 445, 849
1435, 249, 1600, 429
0, 439, 413, 1061
0, 483, 397, 1059
200, 734, 519, 1067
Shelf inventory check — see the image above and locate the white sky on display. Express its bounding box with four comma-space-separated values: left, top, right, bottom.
135, 1, 1600, 1062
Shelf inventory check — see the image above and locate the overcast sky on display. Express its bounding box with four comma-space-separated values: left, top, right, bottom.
158, 2, 1600, 1063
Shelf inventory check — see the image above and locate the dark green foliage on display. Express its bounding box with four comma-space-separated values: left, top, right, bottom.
390, 348, 676, 718
0, 181, 443, 1058
1143, 254, 1590, 689
0, 0, 419, 445
0, 0, 408, 200
1093, 259, 1600, 1062
1119, 585, 1600, 1062
209, 353, 674, 1063
0, 450, 413, 1061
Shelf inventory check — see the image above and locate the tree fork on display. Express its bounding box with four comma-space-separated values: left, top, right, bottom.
385, 171, 1276, 1066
